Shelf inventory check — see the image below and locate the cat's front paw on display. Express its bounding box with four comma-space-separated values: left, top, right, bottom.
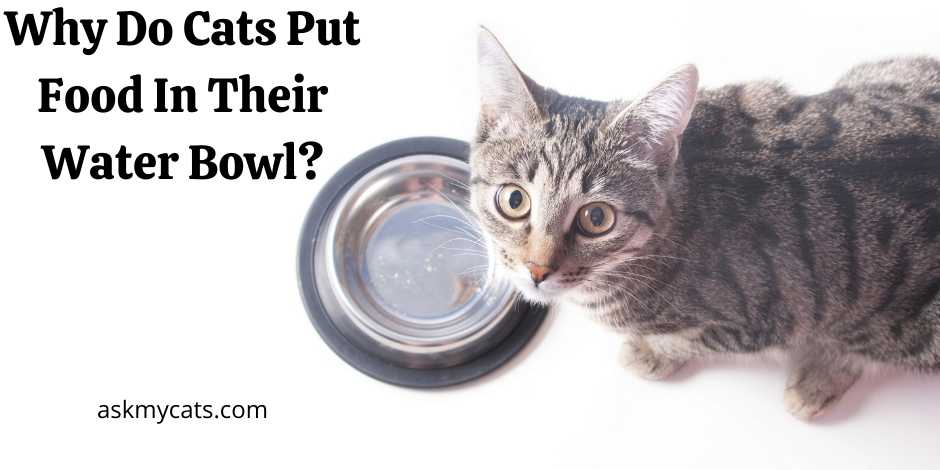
784, 354, 861, 421
784, 384, 836, 421
618, 339, 685, 380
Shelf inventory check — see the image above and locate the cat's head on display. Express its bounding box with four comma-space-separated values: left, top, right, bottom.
469, 28, 698, 304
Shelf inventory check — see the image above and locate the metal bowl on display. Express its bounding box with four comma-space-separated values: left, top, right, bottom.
297, 137, 547, 388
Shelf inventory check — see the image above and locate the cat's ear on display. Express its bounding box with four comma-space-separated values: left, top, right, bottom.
477, 27, 545, 139
607, 65, 699, 163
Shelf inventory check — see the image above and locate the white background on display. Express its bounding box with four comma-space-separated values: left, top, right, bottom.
2, 0, 939, 468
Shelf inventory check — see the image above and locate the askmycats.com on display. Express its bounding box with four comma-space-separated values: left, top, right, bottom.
97, 400, 267, 424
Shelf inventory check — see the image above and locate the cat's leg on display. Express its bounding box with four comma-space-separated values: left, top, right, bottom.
784, 344, 862, 420
619, 331, 704, 380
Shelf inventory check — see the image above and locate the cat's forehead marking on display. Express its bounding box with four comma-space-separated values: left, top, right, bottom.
525, 157, 539, 182
527, 156, 582, 235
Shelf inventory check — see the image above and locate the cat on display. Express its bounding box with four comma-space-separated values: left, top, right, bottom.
468, 28, 940, 420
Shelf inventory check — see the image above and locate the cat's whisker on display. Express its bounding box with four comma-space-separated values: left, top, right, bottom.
586, 262, 687, 317
437, 237, 487, 251
437, 246, 488, 255
605, 261, 659, 275
430, 188, 483, 233
448, 251, 489, 257
458, 264, 491, 275
591, 274, 684, 319
416, 219, 487, 246
415, 213, 482, 234
585, 278, 654, 314
428, 236, 489, 256
438, 246, 489, 255
633, 254, 689, 262
648, 232, 693, 254
438, 173, 473, 191
414, 215, 480, 234
426, 216, 483, 244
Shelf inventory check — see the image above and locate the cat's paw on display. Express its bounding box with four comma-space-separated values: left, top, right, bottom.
618, 340, 685, 380
784, 384, 837, 421
784, 354, 861, 421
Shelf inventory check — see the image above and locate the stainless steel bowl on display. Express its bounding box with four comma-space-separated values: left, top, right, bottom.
298, 137, 547, 388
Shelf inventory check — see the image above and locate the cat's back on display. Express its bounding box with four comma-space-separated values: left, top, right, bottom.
684, 56, 940, 166
679, 57, 940, 224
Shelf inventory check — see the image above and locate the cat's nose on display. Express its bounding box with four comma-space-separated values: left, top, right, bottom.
525, 262, 554, 286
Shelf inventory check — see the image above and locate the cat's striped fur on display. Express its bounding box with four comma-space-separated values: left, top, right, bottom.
469, 29, 940, 419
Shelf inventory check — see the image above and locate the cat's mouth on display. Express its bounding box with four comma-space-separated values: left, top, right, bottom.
487, 247, 584, 303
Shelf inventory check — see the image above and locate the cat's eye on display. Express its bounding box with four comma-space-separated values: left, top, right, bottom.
576, 202, 616, 236
495, 184, 531, 219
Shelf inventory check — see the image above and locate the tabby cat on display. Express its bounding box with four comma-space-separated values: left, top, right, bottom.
469, 29, 940, 419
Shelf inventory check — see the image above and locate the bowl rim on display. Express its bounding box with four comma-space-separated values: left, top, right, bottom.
296, 136, 549, 388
